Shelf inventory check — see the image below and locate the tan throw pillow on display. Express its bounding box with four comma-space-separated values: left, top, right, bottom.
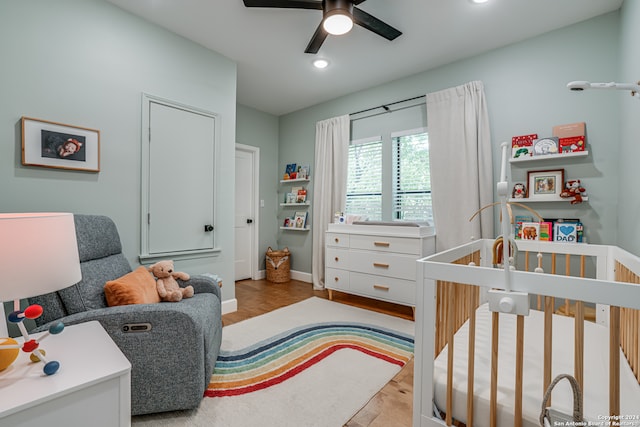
104, 266, 161, 306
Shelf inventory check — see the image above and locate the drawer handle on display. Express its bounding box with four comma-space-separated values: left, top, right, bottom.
335, 257, 339, 262
334, 237, 340, 243
374, 241, 390, 247
373, 262, 389, 268
334, 277, 339, 282
373, 284, 390, 291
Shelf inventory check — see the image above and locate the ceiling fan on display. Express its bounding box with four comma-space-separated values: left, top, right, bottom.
242, 0, 402, 54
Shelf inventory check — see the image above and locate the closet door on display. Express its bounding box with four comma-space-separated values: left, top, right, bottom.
141, 95, 218, 260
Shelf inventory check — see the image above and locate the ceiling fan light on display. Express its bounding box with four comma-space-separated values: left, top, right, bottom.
323, 12, 353, 35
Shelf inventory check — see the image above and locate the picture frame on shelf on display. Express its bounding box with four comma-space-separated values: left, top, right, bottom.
527, 169, 564, 200
21, 116, 100, 172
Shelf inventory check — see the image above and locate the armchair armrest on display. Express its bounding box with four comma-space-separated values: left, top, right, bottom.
179, 273, 222, 300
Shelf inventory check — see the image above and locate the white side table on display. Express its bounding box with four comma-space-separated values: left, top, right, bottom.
0, 321, 131, 427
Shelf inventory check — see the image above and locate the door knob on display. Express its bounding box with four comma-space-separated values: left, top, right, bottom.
204, 224, 214, 232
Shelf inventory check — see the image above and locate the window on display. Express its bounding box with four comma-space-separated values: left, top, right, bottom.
345, 137, 382, 220
392, 130, 432, 222
345, 129, 431, 223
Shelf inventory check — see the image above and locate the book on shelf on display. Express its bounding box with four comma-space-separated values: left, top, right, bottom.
283, 163, 297, 180
297, 164, 310, 179
293, 211, 307, 229
511, 134, 537, 159
546, 218, 583, 243
285, 192, 296, 204
296, 188, 307, 203
553, 122, 586, 153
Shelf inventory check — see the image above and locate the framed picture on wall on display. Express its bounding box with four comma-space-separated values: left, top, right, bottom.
527, 169, 564, 200
21, 116, 100, 172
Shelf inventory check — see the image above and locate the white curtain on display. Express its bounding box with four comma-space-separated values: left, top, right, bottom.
312, 115, 350, 290
426, 80, 494, 252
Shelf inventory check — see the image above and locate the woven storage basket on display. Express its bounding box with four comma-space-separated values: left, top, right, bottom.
266, 247, 290, 283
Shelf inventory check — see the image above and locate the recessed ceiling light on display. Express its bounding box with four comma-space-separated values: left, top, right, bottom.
470, 0, 489, 3
313, 59, 329, 69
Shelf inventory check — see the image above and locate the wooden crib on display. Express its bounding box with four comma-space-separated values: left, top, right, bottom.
413, 239, 640, 427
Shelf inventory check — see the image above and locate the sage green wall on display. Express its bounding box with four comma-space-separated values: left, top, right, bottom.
236, 104, 280, 269
0, 0, 237, 302
279, 12, 623, 276
617, 1, 640, 255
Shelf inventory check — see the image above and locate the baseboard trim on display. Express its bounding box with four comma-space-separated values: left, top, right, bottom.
221, 298, 237, 315
290, 270, 312, 283
256, 269, 312, 283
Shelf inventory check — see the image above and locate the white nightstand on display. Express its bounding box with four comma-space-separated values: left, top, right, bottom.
0, 321, 131, 427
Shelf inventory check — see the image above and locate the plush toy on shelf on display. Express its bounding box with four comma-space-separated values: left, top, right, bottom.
560, 179, 587, 204
148, 260, 194, 302
512, 182, 526, 199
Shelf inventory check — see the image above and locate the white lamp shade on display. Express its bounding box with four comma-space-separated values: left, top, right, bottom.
0, 213, 81, 302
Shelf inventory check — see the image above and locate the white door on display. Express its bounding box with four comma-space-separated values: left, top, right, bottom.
147, 101, 215, 254
235, 145, 258, 280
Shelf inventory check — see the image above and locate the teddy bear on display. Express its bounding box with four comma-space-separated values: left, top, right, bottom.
148, 260, 194, 302
560, 179, 586, 204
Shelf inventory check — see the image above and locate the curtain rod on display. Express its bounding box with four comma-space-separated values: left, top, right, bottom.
349, 95, 425, 117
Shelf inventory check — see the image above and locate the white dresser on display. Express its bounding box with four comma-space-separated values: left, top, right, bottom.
325, 223, 436, 312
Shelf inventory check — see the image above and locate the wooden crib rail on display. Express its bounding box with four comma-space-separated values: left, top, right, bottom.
427, 241, 640, 427
616, 261, 640, 384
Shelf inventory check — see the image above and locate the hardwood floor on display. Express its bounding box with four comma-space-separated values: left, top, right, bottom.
223, 279, 414, 427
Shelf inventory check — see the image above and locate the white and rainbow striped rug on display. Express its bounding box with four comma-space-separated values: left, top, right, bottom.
133, 297, 414, 427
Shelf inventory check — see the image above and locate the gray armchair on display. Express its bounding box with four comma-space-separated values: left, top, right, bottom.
29, 214, 223, 416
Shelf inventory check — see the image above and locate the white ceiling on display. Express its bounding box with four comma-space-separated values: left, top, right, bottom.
105, 0, 623, 116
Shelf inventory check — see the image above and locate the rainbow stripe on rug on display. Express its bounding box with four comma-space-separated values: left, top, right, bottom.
206, 322, 414, 398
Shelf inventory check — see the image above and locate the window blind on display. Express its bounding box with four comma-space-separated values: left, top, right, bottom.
345, 138, 382, 220
392, 131, 432, 222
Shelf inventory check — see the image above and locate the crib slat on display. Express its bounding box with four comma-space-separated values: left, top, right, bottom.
446, 281, 455, 426
575, 301, 584, 390
490, 311, 499, 427
467, 286, 477, 427
514, 315, 524, 427
544, 296, 554, 402
610, 306, 621, 417
564, 254, 571, 314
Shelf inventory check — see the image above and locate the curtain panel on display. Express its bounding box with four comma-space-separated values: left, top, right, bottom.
426, 80, 494, 252
311, 115, 350, 290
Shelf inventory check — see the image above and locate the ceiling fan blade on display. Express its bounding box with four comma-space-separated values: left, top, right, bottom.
304, 22, 329, 54
352, 7, 402, 41
243, 0, 322, 10
352, 0, 368, 4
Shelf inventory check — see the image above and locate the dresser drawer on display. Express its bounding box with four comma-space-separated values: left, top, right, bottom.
325, 267, 349, 291
349, 234, 420, 255
350, 272, 416, 305
326, 232, 349, 248
349, 250, 417, 281
325, 247, 350, 269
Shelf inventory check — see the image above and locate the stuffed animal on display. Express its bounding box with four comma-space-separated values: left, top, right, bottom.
512, 182, 526, 199
560, 179, 586, 204
148, 260, 194, 302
